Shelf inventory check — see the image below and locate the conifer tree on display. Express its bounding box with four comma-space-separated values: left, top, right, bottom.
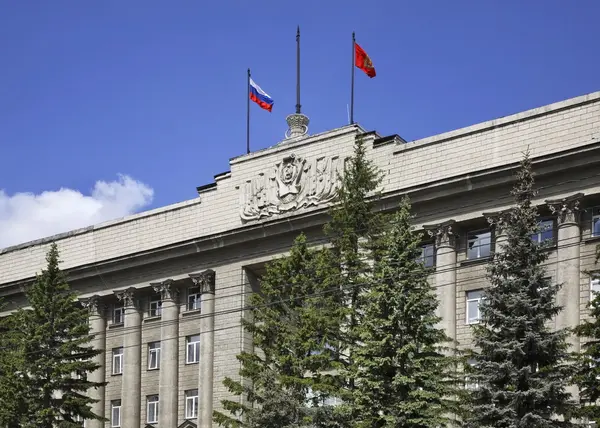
466, 153, 575, 428
13, 243, 106, 428
214, 235, 346, 428
573, 278, 600, 425
352, 197, 461, 428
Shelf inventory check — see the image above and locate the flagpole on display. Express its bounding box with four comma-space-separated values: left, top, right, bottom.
350, 31, 355, 124
247, 68, 250, 154
296, 26, 301, 114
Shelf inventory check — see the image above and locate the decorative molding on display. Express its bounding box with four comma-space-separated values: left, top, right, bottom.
285, 113, 309, 139
483, 209, 511, 236
151, 279, 179, 302
189, 269, 216, 295
239, 153, 348, 221
546, 192, 584, 225
114, 287, 137, 308
423, 220, 457, 248
80, 294, 105, 316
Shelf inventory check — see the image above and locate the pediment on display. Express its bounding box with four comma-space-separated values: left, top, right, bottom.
178, 421, 197, 428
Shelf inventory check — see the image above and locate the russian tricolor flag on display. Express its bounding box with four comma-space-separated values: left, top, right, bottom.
249, 78, 274, 112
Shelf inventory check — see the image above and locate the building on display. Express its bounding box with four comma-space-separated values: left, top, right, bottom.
1, 91, 600, 428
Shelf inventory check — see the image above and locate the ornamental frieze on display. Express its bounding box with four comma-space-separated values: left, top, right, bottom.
239, 153, 348, 221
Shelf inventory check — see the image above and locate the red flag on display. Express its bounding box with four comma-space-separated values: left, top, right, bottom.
354, 42, 376, 78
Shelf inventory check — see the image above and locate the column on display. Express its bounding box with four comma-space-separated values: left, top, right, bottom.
191, 269, 216, 428
546, 193, 583, 352
152, 279, 180, 428
484, 210, 509, 255
424, 220, 458, 346
81, 295, 106, 428
115, 288, 142, 428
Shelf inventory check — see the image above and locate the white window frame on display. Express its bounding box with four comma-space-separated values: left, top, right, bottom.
532, 219, 554, 245
112, 347, 123, 375
147, 395, 159, 424
591, 276, 600, 306
186, 335, 200, 364
148, 342, 161, 370
593, 207, 600, 237
467, 229, 492, 260
149, 298, 162, 317
466, 290, 484, 325
185, 389, 199, 419
113, 305, 124, 324
465, 358, 480, 390
419, 243, 435, 268
187, 286, 201, 311
111, 400, 121, 427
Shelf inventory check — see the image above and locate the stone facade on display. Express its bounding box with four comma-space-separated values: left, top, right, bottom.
1, 91, 600, 427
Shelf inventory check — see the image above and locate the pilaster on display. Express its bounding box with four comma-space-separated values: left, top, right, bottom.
115, 287, 141, 428
423, 221, 457, 347
80, 295, 106, 428
546, 193, 583, 400
191, 270, 216, 428
152, 279, 180, 428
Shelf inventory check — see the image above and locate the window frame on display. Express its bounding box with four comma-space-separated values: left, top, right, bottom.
591, 276, 600, 307
148, 341, 161, 370
467, 229, 492, 260
112, 347, 123, 375
531, 218, 555, 245
466, 289, 484, 325
185, 389, 199, 419
146, 395, 159, 424
149, 298, 162, 317
111, 400, 121, 428
592, 206, 600, 237
186, 334, 200, 364
419, 242, 435, 268
187, 286, 201, 311
113, 305, 124, 324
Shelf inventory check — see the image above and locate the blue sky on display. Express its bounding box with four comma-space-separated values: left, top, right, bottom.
0, 1, 599, 247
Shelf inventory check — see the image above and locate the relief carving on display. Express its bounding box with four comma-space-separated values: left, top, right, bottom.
239, 153, 348, 221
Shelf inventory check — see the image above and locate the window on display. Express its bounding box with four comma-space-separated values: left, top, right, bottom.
467, 230, 491, 259
186, 335, 200, 364
532, 219, 554, 245
466, 290, 484, 324
112, 347, 123, 375
419, 243, 435, 267
305, 387, 342, 407
113, 305, 124, 324
465, 358, 479, 390
111, 400, 121, 427
593, 207, 600, 237
148, 342, 161, 370
591, 277, 600, 306
147, 395, 159, 424
185, 389, 199, 419
149, 297, 162, 317
188, 286, 201, 311
74, 414, 85, 426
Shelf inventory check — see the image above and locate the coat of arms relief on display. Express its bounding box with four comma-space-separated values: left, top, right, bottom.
239, 153, 348, 221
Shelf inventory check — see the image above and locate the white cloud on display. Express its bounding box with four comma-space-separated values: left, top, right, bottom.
0, 174, 154, 249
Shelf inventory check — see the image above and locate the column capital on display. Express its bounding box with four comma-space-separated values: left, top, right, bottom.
114, 287, 138, 308
189, 269, 216, 295
80, 294, 106, 317
483, 209, 511, 236
546, 192, 584, 226
151, 279, 179, 302
423, 220, 457, 249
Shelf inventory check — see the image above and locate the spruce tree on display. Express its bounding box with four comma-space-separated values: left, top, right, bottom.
573, 279, 600, 425
466, 153, 575, 428
13, 243, 106, 428
352, 197, 461, 428
214, 235, 346, 428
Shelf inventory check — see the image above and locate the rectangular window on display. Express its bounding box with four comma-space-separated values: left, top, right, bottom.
112, 347, 123, 375
188, 286, 201, 311
113, 305, 124, 324
148, 342, 160, 370
467, 230, 491, 260
591, 277, 600, 306
186, 335, 200, 364
147, 395, 159, 424
466, 290, 484, 324
185, 389, 199, 419
531, 219, 554, 244
149, 298, 162, 317
465, 358, 479, 390
593, 207, 600, 237
111, 400, 121, 427
419, 243, 435, 267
